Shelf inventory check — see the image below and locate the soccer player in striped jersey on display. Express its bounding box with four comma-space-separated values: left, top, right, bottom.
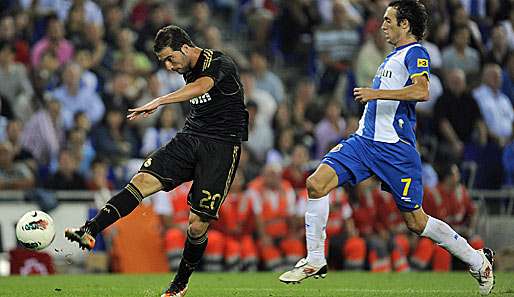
279, 1, 494, 294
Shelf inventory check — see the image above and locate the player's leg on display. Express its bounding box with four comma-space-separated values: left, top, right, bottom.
64, 172, 163, 250
402, 208, 494, 294
280, 138, 372, 283
374, 141, 494, 295
163, 138, 241, 297
163, 212, 210, 297
66, 134, 197, 250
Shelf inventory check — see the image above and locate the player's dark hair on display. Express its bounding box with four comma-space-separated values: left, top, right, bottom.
153, 25, 195, 53
388, 0, 428, 41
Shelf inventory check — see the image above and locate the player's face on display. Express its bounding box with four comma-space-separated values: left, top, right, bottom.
157, 47, 190, 74
382, 7, 402, 46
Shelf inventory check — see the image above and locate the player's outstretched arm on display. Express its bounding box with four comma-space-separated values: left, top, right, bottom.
353, 75, 429, 103
127, 76, 214, 120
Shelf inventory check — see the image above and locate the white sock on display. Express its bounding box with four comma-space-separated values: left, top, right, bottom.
421, 216, 483, 271
305, 195, 329, 266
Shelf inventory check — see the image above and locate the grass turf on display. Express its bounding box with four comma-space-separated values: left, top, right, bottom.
0, 272, 513, 297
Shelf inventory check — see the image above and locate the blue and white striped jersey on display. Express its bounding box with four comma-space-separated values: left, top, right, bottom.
355, 42, 430, 146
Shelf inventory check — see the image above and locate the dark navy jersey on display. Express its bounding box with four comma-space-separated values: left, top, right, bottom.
181, 49, 248, 143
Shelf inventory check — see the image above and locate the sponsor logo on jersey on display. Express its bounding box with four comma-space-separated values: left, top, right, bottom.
330, 143, 343, 153
144, 158, 152, 167
190, 93, 212, 105
417, 58, 428, 67
377, 68, 393, 78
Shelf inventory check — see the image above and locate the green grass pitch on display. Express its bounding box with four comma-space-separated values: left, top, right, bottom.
1, 272, 513, 297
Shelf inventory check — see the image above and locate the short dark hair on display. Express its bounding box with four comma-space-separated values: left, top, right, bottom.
388, 0, 428, 41
153, 25, 195, 53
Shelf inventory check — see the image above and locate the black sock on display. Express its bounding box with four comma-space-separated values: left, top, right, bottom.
174, 230, 208, 284
84, 183, 143, 237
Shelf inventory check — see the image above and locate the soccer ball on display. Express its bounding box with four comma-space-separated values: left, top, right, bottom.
16, 210, 55, 251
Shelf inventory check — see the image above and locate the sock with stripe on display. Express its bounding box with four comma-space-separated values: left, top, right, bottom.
84, 183, 143, 237
174, 229, 208, 285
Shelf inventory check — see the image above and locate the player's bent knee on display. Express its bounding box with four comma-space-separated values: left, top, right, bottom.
405, 220, 425, 235
306, 175, 329, 198
130, 173, 162, 197
187, 215, 210, 238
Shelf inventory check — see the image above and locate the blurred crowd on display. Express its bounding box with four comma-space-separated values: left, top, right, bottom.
0, 0, 513, 272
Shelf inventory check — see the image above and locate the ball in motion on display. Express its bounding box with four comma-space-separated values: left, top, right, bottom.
16, 210, 55, 250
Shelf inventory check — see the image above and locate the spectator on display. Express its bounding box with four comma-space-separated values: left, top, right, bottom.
266, 127, 295, 166
484, 25, 509, 65
203, 25, 249, 69
0, 41, 34, 121
74, 47, 99, 93
113, 27, 152, 76
134, 72, 184, 130
500, 9, 514, 50
0, 95, 13, 120
449, 5, 484, 56
140, 106, 178, 157
0, 141, 34, 190
473, 64, 514, 146
314, 100, 346, 158
66, 127, 95, 176
5, 119, 36, 171
442, 26, 481, 79
503, 125, 514, 187
355, 19, 390, 87
31, 14, 74, 68
282, 143, 310, 190
65, 3, 87, 47
291, 78, 323, 133
186, 2, 211, 44
104, 5, 126, 46
0, 15, 30, 66
433, 68, 486, 159
134, 2, 174, 59
501, 51, 514, 104
247, 163, 303, 270
31, 50, 61, 98
20, 99, 63, 166
51, 62, 105, 129
246, 101, 273, 162
314, 0, 361, 97
275, 0, 320, 73
81, 23, 109, 83
240, 69, 277, 127
90, 109, 139, 165
45, 149, 86, 190
249, 51, 285, 104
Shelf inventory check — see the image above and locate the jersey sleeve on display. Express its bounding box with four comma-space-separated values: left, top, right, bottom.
405, 46, 430, 80
198, 55, 230, 85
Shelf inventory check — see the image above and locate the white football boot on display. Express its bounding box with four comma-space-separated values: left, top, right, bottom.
279, 258, 328, 284
469, 248, 495, 295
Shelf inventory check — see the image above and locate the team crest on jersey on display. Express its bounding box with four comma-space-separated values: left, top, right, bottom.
330, 144, 343, 153
144, 158, 152, 167
190, 93, 212, 105
417, 59, 428, 67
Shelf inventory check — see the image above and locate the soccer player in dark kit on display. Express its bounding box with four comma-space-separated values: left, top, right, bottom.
65, 25, 248, 297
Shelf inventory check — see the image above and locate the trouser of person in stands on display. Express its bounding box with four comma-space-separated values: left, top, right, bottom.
328, 234, 367, 270
367, 233, 411, 272
259, 237, 304, 271
165, 228, 258, 271
411, 234, 484, 271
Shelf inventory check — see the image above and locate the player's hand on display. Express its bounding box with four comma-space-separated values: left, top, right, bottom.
353, 88, 378, 104
127, 99, 161, 120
